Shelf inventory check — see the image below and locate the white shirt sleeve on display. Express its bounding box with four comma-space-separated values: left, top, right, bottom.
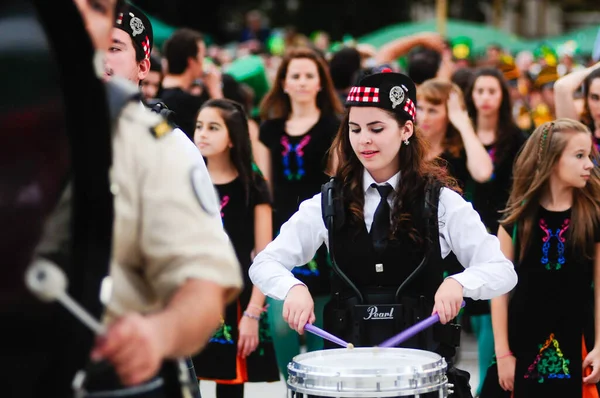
437, 188, 517, 300
249, 193, 327, 300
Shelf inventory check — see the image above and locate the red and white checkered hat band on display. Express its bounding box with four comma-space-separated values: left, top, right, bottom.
142, 35, 151, 60
404, 98, 416, 120
346, 86, 380, 103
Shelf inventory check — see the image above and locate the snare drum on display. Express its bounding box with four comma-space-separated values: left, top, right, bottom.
287, 347, 450, 397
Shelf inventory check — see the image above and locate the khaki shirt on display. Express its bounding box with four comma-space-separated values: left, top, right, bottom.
105, 103, 242, 319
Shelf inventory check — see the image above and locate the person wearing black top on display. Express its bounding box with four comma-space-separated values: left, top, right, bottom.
480, 119, 600, 397
192, 99, 279, 398
462, 67, 528, 395
253, 46, 344, 380
160, 28, 223, 140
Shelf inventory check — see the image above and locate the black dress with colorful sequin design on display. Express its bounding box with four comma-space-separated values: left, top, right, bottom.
259, 115, 340, 296
481, 206, 597, 397
193, 174, 279, 383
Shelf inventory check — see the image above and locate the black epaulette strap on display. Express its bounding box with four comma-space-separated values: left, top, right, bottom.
425, 179, 443, 258
321, 177, 344, 230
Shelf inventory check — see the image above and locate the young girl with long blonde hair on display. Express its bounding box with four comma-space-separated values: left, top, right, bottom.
481, 119, 600, 397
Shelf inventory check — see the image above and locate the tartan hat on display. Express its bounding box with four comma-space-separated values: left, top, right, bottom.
345, 69, 417, 121
115, 2, 153, 60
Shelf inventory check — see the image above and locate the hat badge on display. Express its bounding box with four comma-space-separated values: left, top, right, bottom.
130, 16, 144, 37
389, 86, 405, 109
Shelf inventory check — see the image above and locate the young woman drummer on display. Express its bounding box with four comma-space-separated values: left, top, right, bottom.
249, 69, 518, 397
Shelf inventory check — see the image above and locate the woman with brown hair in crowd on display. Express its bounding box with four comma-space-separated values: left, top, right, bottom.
253, 46, 343, 380
461, 67, 528, 396
417, 78, 493, 184
555, 62, 600, 150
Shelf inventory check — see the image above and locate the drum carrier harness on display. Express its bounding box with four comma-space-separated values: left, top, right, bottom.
320, 177, 462, 358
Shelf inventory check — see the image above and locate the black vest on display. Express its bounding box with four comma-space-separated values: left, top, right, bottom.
321, 178, 461, 356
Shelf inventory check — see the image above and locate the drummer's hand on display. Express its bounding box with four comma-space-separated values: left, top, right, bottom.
90, 313, 166, 386
432, 278, 464, 324
283, 284, 315, 334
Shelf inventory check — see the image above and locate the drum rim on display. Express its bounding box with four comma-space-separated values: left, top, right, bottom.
288, 347, 446, 376
287, 376, 449, 397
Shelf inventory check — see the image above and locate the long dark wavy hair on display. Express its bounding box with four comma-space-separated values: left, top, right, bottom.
329, 109, 461, 243
465, 67, 522, 165
259, 47, 343, 120
198, 98, 258, 204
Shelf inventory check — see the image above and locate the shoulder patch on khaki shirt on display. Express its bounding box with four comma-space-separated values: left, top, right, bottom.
190, 164, 220, 216
150, 120, 173, 139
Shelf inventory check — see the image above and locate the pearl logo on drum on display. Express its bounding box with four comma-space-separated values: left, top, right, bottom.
363, 305, 395, 320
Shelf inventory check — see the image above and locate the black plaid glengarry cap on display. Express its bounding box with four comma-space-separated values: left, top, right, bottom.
115, 2, 153, 60
346, 68, 417, 121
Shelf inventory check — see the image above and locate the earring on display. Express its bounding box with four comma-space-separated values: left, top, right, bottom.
404, 139, 410, 146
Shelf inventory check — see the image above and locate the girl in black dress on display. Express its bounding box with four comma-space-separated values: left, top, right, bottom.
192, 99, 279, 398
463, 68, 528, 394
253, 46, 343, 379
481, 119, 600, 397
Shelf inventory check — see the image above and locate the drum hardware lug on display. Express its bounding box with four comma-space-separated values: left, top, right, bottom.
410, 366, 419, 388
447, 382, 455, 396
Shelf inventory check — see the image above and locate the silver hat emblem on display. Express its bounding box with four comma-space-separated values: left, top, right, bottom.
130, 16, 144, 37
389, 86, 405, 109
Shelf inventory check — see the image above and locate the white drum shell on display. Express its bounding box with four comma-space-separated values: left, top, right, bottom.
287, 347, 448, 397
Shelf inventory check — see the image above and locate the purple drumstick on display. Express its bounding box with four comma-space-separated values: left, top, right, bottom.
378, 300, 466, 348
304, 323, 354, 348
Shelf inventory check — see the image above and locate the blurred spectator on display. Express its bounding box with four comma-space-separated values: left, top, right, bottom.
283, 25, 310, 48
240, 9, 270, 45
531, 64, 559, 127
141, 53, 163, 102
451, 67, 475, 96
311, 31, 330, 53
161, 28, 223, 140
408, 48, 442, 85
328, 46, 362, 104
481, 43, 503, 67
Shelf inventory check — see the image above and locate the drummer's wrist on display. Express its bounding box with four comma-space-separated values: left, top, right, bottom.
286, 283, 308, 297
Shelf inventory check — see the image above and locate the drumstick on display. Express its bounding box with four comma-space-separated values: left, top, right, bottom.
377, 301, 466, 348
25, 258, 106, 335
304, 324, 354, 349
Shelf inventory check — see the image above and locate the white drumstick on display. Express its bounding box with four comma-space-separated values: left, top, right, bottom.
25, 258, 106, 335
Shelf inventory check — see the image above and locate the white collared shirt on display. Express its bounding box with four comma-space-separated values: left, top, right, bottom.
249, 170, 517, 301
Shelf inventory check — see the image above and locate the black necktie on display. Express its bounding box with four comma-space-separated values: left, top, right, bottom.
370, 183, 393, 254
